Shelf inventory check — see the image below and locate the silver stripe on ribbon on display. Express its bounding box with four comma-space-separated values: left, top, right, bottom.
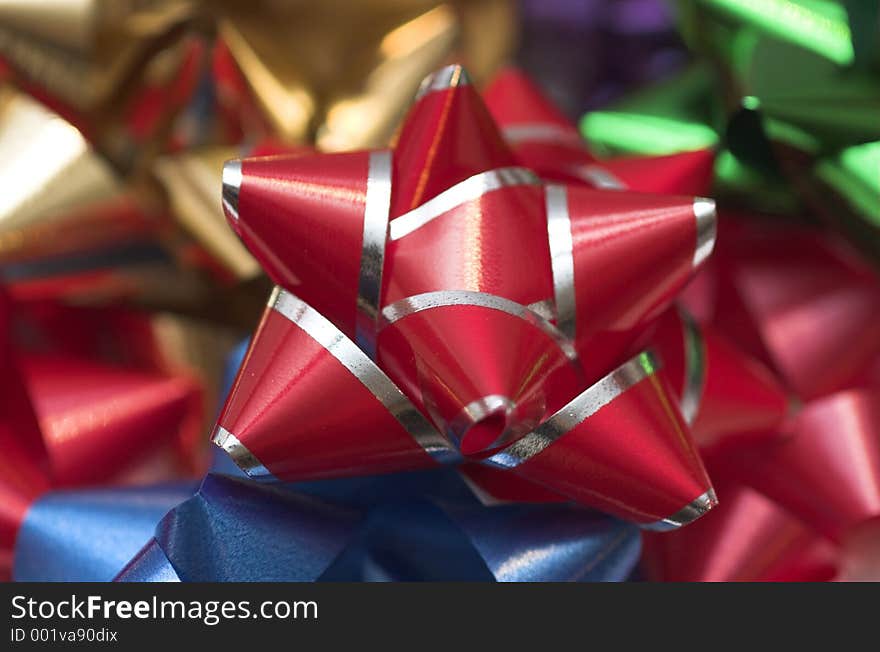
526, 298, 556, 322
211, 425, 276, 482
356, 150, 392, 358
414, 64, 471, 101
389, 167, 540, 241
678, 309, 706, 425
693, 197, 717, 268
641, 489, 719, 531
270, 287, 456, 463
545, 185, 577, 339
485, 351, 659, 469
502, 123, 585, 148
448, 394, 516, 449
571, 164, 626, 190
221, 159, 242, 222
380, 290, 579, 363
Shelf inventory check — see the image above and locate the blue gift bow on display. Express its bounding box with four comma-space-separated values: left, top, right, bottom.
11, 471, 639, 582
114, 471, 640, 582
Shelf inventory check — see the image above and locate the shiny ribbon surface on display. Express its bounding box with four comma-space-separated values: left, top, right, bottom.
214, 64, 721, 529
116, 471, 640, 582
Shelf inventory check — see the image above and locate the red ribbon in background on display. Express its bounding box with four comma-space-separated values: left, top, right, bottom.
483, 67, 716, 197
0, 285, 204, 580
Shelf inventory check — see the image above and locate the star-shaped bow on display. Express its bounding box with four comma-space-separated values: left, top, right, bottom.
214, 65, 719, 529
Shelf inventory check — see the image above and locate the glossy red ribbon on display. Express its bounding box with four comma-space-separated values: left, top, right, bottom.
648, 215, 880, 577
482, 67, 716, 197
0, 291, 203, 578
215, 64, 719, 529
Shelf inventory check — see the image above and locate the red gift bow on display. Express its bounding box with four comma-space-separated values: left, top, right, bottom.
699, 216, 880, 400
643, 383, 880, 581
702, 217, 880, 543
645, 384, 880, 580
0, 289, 203, 579
642, 483, 839, 581
214, 64, 720, 528
648, 216, 880, 578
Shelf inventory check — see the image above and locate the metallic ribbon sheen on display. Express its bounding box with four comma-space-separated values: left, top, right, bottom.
14, 483, 196, 582
115, 471, 641, 582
